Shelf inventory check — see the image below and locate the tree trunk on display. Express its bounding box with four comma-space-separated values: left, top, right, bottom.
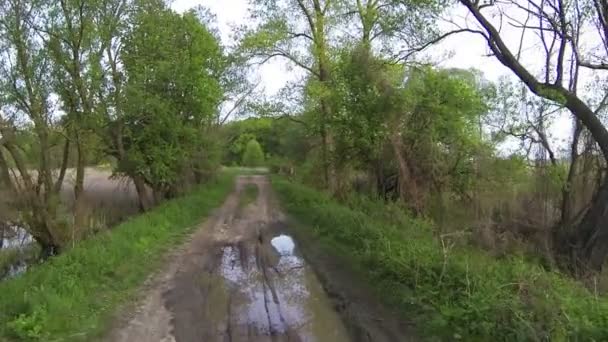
563, 178, 608, 273
0, 149, 14, 192
318, 69, 335, 192
73, 134, 87, 229
36, 235, 60, 259
560, 120, 582, 224
390, 133, 422, 214
133, 175, 153, 211
54, 138, 70, 193
319, 120, 330, 188
461, 0, 608, 271
560, 98, 608, 273
314, 3, 336, 193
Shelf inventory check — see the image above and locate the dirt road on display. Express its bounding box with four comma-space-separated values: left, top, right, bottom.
108, 175, 412, 342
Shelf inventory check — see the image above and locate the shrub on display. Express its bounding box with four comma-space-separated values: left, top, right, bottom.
242, 139, 265, 167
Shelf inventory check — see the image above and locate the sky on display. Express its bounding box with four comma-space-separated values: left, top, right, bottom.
170, 0, 574, 155
170, 0, 513, 85
172, 0, 298, 95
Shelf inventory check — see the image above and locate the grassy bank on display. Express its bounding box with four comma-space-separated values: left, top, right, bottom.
272, 177, 608, 341
0, 172, 235, 341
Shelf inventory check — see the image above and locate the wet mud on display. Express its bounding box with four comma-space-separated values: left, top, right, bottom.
108, 175, 413, 342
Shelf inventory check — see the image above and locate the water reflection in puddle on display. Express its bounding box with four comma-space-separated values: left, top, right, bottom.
1, 225, 35, 280
271, 234, 295, 255
1, 225, 33, 249
216, 233, 350, 341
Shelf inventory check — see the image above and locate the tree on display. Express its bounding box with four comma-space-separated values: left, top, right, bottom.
447, 0, 608, 273
120, 3, 225, 200
329, 46, 401, 195
0, 0, 230, 256
45, 0, 108, 228
0, 0, 72, 255
92, 0, 156, 210
338, 0, 438, 53
239, 0, 336, 188
242, 139, 265, 167
390, 67, 489, 212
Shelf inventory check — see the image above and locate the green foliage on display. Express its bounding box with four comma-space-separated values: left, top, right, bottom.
0, 172, 235, 341
223, 117, 272, 163
242, 139, 265, 167
329, 49, 493, 202
330, 46, 402, 166
222, 117, 309, 166
399, 67, 489, 193
273, 177, 608, 340
119, 4, 225, 193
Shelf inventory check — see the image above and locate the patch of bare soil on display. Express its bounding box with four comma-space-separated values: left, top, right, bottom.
106, 175, 415, 342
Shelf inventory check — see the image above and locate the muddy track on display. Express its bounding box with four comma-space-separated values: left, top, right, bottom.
107, 175, 413, 342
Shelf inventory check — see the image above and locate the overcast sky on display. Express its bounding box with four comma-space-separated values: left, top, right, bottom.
170, 0, 573, 154
171, 0, 513, 82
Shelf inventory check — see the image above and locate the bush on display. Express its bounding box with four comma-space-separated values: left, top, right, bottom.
241, 139, 265, 167
272, 177, 608, 341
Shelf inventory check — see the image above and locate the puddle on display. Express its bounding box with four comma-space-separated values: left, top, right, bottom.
271, 234, 295, 255
1, 225, 36, 280
216, 234, 350, 341
1, 225, 33, 249
5, 261, 28, 277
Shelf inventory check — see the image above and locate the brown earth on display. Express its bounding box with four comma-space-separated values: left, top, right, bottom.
106, 175, 414, 342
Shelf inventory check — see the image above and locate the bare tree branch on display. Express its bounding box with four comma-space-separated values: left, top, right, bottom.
398, 28, 488, 60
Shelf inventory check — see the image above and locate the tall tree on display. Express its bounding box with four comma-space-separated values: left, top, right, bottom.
450, 0, 608, 272
338, 0, 438, 52
0, 0, 70, 255
240, 0, 337, 189
120, 3, 225, 200
46, 0, 105, 227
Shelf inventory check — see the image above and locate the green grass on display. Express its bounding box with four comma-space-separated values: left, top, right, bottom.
272, 177, 608, 341
0, 172, 235, 341
222, 166, 268, 175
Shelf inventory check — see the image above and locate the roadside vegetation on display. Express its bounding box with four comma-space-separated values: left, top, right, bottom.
0, 172, 234, 340
242, 139, 266, 167
0, 0, 240, 256
273, 177, 608, 340
1, 0, 608, 339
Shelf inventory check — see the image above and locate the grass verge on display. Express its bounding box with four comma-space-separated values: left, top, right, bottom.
272, 177, 608, 341
0, 172, 235, 341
